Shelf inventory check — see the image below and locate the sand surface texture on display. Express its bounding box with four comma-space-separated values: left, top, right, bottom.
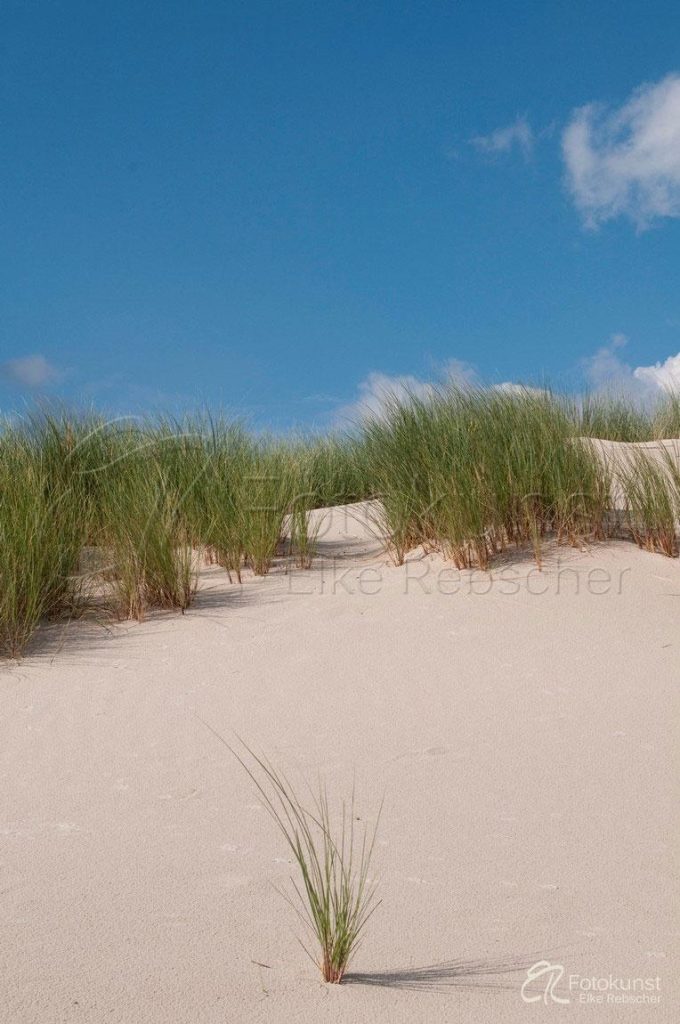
1, 496, 678, 1023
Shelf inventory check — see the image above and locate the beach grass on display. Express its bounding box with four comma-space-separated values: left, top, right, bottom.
359, 385, 616, 569
620, 447, 680, 557
0, 422, 84, 657
3, 388, 680, 655
96, 436, 199, 619
222, 736, 382, 984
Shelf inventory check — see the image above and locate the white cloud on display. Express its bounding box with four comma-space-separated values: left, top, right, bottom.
582, 333, 635, 391
471, 116, 534, 160
582, 333, 680, 398
562, 74, 680, 228
334, 372, 435, 425
633, 352, 680, 391
335, 361, 478, 425
440, 358, 479, 387
335, 338, 680, 428
0, 354, 62, 389
493, 381, 547, 397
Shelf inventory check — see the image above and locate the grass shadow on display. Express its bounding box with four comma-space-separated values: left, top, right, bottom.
15, 613, 129, 663
344, 952, 545, 994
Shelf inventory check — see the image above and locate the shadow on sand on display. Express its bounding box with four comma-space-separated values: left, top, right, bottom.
344, 953, 544, 994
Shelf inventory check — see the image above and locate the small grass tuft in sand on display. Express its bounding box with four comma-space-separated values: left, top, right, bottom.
207, 728, 382, 984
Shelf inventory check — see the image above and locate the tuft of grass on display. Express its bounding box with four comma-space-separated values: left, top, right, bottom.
238, 446, 295, 576
652, 393, 680, 439
360, 393, 438, 564
92, 426, 200, 619
358, 385, 611, 569
284, 447, 324, 569
578, 393, 653, 442
206, 727, 382, 984
0, 424, 84, 656
620, 449, 679, 557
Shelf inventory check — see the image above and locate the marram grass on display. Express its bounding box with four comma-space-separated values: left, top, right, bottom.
619, 447, 680, 557
3, 389, 680, 655
0, 424, 84, 657
203, 726, 382, 984
359, 385, 613, 569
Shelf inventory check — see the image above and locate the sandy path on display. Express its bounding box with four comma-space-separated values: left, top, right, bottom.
1, 503, 677, 1022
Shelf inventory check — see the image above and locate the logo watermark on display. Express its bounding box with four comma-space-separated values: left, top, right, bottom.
521, 961, 570, 1005
521, 961, 663, 1008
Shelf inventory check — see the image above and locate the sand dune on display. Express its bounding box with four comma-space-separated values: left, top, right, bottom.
1, 501, 678, 1022
585, 436, 680, 511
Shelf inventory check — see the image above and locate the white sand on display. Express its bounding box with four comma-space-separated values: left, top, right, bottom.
584, 436, 680, 510
1, 499, 678, 1022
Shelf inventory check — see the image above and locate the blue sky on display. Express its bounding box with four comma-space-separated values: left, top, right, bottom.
2, 1, 680, 429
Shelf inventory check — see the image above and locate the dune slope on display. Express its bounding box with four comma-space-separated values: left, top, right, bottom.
1, 503, 677, 1022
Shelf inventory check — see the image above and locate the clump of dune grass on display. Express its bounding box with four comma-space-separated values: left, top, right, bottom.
235, 446, 294, 575
288, 500, 321, 569
244, 754, 382, 983
0, 425, 84, 656
577, 393, 654, 442
174, 427, 366, 579
360, 394, 437, 564
283, 447, 325, 568
302, 433, 375, 508
206, 728, 382, 984
92, 427, 200, 619
6, 389, 680, 656
359, 385, 613, 569
188, 423, 253, 582
652, 393, 680, 439
620, 449, 679, 557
